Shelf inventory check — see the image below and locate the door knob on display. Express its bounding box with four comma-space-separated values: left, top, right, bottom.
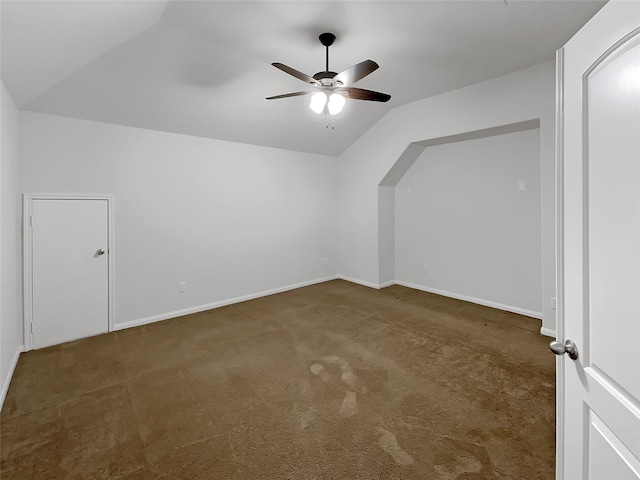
96, 249, 105, 256
549, 339, 578, 360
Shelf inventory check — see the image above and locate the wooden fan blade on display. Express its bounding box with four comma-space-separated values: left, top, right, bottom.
340, 87, 391, 102
333, 60, 379, 86
272, 63, 317, 85
265, 91, 311, 100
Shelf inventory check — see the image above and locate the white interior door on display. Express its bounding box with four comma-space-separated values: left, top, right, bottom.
559, 1, 640, 479
31, 198, 109, 348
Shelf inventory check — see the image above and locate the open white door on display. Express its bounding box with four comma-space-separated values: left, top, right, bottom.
557, 1, 640, 479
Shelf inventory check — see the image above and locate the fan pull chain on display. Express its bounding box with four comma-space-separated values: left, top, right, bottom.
325, 113, 335, 130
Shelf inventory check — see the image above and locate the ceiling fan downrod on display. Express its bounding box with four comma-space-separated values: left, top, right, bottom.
319, 32, 336, 73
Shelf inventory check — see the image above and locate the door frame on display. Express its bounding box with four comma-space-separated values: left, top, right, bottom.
23, 194, 115, 351
555, 46, 566, 480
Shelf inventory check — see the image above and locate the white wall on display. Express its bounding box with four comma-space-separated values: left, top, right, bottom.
19, 113, 339, 329
395, 129, 542, 316
15, 61, 558, 346
377, 186, 395, 286
337, 61, 556, 334
1, 82, 24, 408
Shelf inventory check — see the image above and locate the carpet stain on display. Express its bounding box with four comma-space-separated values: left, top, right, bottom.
298, 406, 316, 430
434, 452, 483, 479
432, 437, 494, 479
338, 390, 358, 418
322, 355, 345, 365
315, 356, 360, 417
323, 355, 359, 388
341, 371, 358, 388
376, 427, 414, 466
310, 363, 330, 382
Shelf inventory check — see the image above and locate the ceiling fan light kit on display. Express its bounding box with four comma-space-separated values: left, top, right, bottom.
309, 91, 346, 115
327, 93, 346, 115
267, 32, 391, 118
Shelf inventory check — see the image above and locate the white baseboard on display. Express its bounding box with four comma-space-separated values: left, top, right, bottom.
114, 274, 545, 334
336, 275, 386, 289
540, 327, 556, 338
1, 345, 24, 411
395, 280, 543, 319
114, 275, 340, 331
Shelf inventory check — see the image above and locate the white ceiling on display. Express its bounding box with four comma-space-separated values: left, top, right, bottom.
1, 0, 605, 156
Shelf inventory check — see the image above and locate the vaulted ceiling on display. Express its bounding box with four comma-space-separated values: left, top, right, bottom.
1, 0, 605, 156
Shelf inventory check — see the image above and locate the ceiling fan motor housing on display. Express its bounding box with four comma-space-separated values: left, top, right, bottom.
313, 71, 340, 87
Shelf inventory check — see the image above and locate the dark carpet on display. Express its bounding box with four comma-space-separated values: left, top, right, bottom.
1, 279, 555, 479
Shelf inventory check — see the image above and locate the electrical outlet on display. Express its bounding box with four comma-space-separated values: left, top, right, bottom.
320, 257, 329, 266
550, 297, 556, 310
423, 264, 429, 273
179, 282, 187, 293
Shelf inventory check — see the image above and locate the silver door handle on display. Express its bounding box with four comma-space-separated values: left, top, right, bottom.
549, 339, 578, 360
96, 249, 105, 256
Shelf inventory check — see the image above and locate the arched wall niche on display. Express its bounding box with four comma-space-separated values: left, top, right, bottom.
377, 119, 542, 316
337, 61, 556, 335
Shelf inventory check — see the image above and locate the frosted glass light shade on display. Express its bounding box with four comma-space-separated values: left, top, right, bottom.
328, 93, 345, 115
309, 92, 328, 114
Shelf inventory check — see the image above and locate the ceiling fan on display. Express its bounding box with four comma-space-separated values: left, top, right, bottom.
266, 32, 391, 116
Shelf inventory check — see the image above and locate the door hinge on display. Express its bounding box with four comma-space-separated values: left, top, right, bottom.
30, 322, 34, 333
29, 215, 33, 227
